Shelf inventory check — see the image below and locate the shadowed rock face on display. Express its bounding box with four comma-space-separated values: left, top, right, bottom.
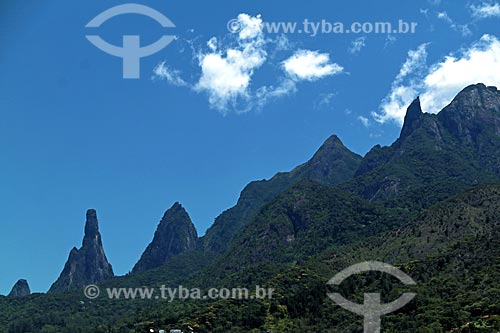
133, 202, 198, 273
49, 210, 114, 293
438, 84, 500, 175
8, 279, 31, 298
438, 84, 500, 143
399, 96, 424, 141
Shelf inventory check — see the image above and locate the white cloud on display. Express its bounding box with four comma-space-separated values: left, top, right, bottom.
374, 35, 500, 125
437, 11, 453, 23
436, 11, 471, 36
374, 43, 429, 124
196, 47, 266, 111
396, 43, 429, 81
282, 50, 343, 81
274, 34, 292, 52
349, 37, 366, 55
237, 14, 263, 39
358, 116, 370, 127
153, 62, 188, 87
207, 37, 218, 52
254, 79, 298, 109
194, 14, 267, 112
471, 2, 500, 19
314, 92, 336, 109
420, 35, 500, 114
155, 14, 342, 114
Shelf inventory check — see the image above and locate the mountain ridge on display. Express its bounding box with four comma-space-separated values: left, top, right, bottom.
347, 84, 500, 210
3, 83, 500, 332
200, 134, 363, 254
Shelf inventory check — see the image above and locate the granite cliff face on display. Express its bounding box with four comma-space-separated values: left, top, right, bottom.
8, 279, 30, 298
438, 84, 500, 175
133, 203, 198, 273
49, 209, 114, 293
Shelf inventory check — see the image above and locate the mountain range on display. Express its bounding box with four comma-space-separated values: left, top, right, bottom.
1, 83, 500, 332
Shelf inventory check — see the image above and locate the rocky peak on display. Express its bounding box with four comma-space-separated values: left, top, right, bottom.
400, 97, 424, 140
438, 84, 500, 135
310, 135, 349, 159
437, 83, 500, 175
84, 209, 99, 238
201, 134, 362, 254
168, 202, 183, 213
49, 209, 114, 293
298, 135, 363, 185
8, 279, 31, 298
132, 202, 198, 273
446, 83, 500, 111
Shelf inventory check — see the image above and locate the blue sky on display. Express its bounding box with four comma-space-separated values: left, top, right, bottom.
1, 0, 500, 294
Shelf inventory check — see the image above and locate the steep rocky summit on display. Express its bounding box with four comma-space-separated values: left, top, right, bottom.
8, 279, 31, 298
49, 209, 114, 293
200, 135, 363, 253
133, 203, 198, 273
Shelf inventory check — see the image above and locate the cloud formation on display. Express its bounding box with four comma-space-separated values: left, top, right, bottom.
349, 37, 366, 55
374, 35, 500, 125
436, 11, 471, 36
194, 15, 267, 112
358, 116, 370, 127
155, 14, 342, 114
282, 50, 343, 81
374, 43, 428, 124
154, 62, 188, 87
470, 2, 500, 19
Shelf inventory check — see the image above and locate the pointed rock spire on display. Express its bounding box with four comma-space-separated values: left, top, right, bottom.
84, 209, 99, 238
49, 209, 114, 293
133, 202, 198, 273
400, 97, 424, 140
8, 279, 31, 298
